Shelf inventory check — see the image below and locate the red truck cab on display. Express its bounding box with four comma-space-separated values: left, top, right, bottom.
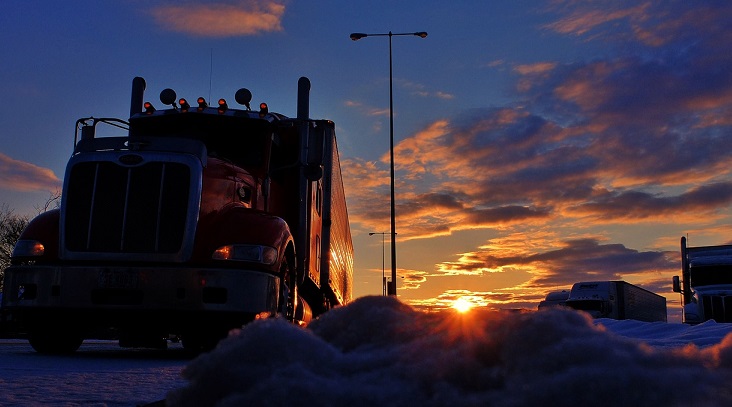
2, 77, 353, 353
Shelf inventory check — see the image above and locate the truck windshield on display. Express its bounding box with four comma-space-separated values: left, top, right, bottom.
130, 114, 272, 170
565, 300, 603, 312
690, 265, 732, 286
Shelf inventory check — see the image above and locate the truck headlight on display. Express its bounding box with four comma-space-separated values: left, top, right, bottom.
12, 240, 45, 258
212, 244, 278, 265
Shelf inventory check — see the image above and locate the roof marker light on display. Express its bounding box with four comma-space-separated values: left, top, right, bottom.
144, 102, 156, 114
197, 97, 208, 110
218, 98, 228, 113
259, 102, 268, 117
179, 98, 190, 111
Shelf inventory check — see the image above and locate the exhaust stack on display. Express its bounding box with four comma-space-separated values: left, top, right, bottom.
130, 77, 146, 117
297, 77, 310, 120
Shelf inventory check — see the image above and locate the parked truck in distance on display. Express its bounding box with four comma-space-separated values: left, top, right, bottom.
537, 290, 569, 310
673, 236, 732, 324
1, 76, 353, 353
564, 281, 667, 322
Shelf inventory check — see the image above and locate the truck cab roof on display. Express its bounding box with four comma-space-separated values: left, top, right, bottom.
128, 108, 285, 171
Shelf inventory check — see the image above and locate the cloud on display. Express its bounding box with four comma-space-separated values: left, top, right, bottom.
150, 1, 285, 37
568, 183, 732, 221
514, 62, 558, 92
346, 95, 732, 239
407, 289, 512, 311
394, 79, 455, 100
434, 91, 455, 100
545, 2, 651, 38
514, 63, 557, 76
339, 2, 732, 312
344, 3, 732, 239
436, 236, 676, 283
419, 236, 678, 312
398, 269, 428, 291
343, 100, 390, 117
545, 1, 732, 48
0, 153, 61, 192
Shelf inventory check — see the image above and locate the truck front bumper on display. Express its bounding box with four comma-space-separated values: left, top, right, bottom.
1, 264, 279, 337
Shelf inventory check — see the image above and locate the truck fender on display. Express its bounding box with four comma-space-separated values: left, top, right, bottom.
12, 209, 60, 262
196, 206, 295, 273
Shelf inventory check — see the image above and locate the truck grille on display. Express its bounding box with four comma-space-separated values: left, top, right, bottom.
701, 295, 732, 322
63, 160, 191, 256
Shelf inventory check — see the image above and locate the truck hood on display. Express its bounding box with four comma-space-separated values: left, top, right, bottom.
694, 284, 732, 295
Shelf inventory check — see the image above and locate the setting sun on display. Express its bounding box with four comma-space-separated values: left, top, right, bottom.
452, 297, 474, 313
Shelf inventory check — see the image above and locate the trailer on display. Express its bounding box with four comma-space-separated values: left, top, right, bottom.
1, 76, 353, 353
564, 281, 667, 322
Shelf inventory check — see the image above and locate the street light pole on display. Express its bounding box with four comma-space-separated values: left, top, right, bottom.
369, 232, 387, 296
351, 31, 427, 297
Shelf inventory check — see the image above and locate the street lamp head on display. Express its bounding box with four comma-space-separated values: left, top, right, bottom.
369, 232, 376, 236
414, 31, 428, 38
350, 33, 368, 41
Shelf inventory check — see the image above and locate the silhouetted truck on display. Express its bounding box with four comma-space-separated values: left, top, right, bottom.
565, 281, 667, 322
537, 290, 569, 310
673, 236, 732, 324
1, 76, 353, 353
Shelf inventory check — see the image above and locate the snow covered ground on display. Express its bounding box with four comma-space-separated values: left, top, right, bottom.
0, 340, 188, 406
2, 295, 732, 406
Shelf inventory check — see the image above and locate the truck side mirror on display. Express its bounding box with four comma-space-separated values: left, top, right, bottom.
672, 275, 681, 293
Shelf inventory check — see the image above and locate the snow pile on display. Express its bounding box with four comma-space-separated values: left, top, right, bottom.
596, 318, 732, 349
168, 296, 732, 406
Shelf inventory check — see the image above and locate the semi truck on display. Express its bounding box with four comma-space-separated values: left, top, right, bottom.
537, 290, 569, 310
564, 281, 667, 322
673, 236, 732, 324
1, 76, 354, 353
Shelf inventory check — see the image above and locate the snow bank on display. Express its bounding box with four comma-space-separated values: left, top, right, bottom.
596, 318, 732, 349
168, 296, 732, 407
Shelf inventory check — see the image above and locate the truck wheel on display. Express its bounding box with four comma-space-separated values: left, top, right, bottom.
279, 255, 298, 323
29, 331, 83, 354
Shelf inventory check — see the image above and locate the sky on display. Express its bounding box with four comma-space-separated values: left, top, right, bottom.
2, 1, 732, 321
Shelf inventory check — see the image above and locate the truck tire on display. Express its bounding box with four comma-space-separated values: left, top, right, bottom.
29, 331, 83, 354
279, 255, 298, 323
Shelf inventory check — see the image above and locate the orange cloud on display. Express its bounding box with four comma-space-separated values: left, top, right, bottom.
406, 288, 532, 312
0, 153, 61, 192
151, 1, 285, 37
545, 2, 731, 50
343, 3, 732, 313
565, 183, 732, 223
430, 233, 677, 301
514, 62, 557, 76
546, 3, 650, 37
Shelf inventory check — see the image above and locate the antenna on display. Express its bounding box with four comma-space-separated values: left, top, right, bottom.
209, 48, 213, 102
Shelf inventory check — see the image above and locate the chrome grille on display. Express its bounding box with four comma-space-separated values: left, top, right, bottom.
63, 160, 191, 255
702, 295, 732, 322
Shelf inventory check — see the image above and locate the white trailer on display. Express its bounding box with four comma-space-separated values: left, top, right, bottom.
565, 281, 667, 322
